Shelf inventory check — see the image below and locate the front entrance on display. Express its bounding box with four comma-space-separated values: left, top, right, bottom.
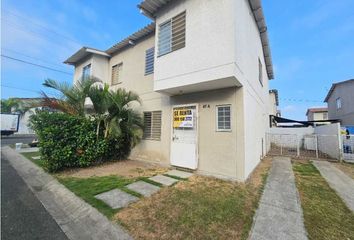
170, 105, 198, 169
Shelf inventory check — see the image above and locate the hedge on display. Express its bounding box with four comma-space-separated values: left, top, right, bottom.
30, 111, 110, 172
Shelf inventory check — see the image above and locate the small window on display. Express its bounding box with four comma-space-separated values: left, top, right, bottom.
82, 64, 91, 79
145, 47, 154, 75
143, 111, 162, 140
111, 63, 123, 85
216, 105, 231, 131
158, 11, 186, 56
258, 58, 263, 86
336, 98, 342, 109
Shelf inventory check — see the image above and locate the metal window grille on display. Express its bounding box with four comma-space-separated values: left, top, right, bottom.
158, 11, 186, 56
217, 105, 231, 131
143, 111, 162, 140
111, 63, 122, 85
145, 47, 154, 75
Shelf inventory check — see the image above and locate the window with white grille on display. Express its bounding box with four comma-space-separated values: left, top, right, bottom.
143, 111, 162, 140
145, 47, 154, 75
158, 11, 186, 56
82, 64, 91, 79
112, 63, 122, 85
216, 105, 231, 131
336, 98, 342, 110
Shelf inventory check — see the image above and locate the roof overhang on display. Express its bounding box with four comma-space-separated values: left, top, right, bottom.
106, 23, 155, 55
138, 0, 274, 79
64, 47, 110, 65
324, 79, 354, 102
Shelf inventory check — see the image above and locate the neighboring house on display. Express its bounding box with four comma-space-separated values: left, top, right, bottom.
64, 0, 274, 181
306, 107, 328, 121
10, 98, 41, 134
324, 79, 354, 127
269, 89, 281, 117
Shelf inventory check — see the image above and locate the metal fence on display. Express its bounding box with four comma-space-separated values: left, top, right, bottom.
266, 133, 341, 160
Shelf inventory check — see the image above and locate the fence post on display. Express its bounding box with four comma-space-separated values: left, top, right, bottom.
280, 135, 283, 155
297, 135, 300, 157
315, 135, 319, 158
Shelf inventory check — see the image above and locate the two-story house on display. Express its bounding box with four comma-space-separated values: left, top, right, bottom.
64, 0, 274, 181
306, 107, 328, 121
324, 79, 354, 127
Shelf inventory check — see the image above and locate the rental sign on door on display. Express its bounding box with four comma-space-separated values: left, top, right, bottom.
173, 108, 194, 128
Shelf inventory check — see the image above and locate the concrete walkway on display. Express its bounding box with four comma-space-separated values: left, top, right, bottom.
313, 160, 354, 212
1, 146, 132, 240
250, 157, 307, 240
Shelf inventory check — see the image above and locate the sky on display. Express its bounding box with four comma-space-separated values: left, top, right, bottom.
1, 0, 354, 120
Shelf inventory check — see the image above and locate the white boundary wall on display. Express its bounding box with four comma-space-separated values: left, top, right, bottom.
314, 123, 341, 159
268, 127, 314, 148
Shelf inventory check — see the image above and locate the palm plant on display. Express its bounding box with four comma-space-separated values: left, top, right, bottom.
41, 77, 143, 147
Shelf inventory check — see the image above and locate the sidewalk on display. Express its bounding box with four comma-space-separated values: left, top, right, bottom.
250, 157, 307, 240
313, 160, 354, 212
1, 146, 132, 240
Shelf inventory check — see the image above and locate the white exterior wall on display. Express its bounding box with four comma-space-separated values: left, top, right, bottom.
73, 55, 109, 83
154, 0, 241, 94
269, 92, 277, 116
234, 0, 271, 179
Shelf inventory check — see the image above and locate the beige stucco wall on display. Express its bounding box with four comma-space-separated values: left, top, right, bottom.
73, 55, 109, 83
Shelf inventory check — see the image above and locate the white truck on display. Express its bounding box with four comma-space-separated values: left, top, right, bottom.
1, 113, 20, 136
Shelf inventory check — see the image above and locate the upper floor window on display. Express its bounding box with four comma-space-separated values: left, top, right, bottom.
82, 64, 91, 79
258, 58, 263, 87
336, 98, 342, 109
112, 63, 123, 85
323, 112, 328, 119
158, 11, 186, 56
216, 105, 231, 131
145, 47, 154, 75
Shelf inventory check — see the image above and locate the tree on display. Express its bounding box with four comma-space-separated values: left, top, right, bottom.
41, 77, 143, 148
1, 98, 20, 113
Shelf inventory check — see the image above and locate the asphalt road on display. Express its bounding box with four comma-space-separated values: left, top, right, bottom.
1, 151, 68, 239
1, 135, 36, 147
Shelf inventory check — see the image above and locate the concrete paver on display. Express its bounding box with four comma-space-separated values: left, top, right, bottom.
166, 169, 193, 179
126, 181, 160, 197
95, 189, 138, 209
250, 157, 307, 240
313, 160, 354, 212
148, 175, 179, 186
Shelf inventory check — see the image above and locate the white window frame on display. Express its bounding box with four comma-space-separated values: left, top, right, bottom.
336, 97, 342, 110
82, 64, 91, 79
143, 111, 162, 141
216, 105, 232, 132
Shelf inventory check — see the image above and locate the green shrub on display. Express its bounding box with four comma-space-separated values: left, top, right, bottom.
30, 111, 109, 172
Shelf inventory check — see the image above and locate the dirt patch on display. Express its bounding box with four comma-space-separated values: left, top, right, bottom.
56, 160, 169, 178
332, 162, 354, 179
115, 158, 271, 240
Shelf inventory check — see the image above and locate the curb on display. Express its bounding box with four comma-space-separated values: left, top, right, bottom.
1, 146, 132, 240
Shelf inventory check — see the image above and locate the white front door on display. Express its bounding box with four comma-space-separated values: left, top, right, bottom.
170, 105, 198, 169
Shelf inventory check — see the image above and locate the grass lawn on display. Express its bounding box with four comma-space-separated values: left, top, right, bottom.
57, 176, 137, 219
115, 158, 271, 240
293, 161, 354, 240
21, 152, 46, 168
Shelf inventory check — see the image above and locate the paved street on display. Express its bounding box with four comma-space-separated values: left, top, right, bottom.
1, 151, 68, 240
1, 135, 36, 147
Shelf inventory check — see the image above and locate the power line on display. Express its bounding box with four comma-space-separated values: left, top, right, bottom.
279, 98, 323, 103
2, 9, 82, 45
1, 54, 72, 75
2, 48, 68, 69
1, 84, 39, 93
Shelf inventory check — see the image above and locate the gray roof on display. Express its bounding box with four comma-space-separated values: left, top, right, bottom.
64, 47, 110, 65
106, 23, 155, 55
324, 79, 354, 102
138, 0, 274, 79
